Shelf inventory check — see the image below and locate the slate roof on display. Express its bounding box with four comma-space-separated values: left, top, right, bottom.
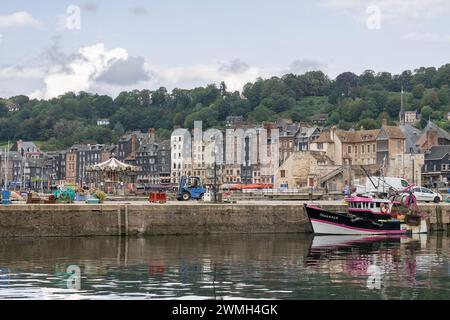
425, 145, 450, 160
423, 121, 450, 141
380, 125, 405, 139
337, 129, 380, 143
400, 124, 422, 153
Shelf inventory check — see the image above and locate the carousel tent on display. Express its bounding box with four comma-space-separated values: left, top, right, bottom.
87, 157, 140, 172
86, 157, 140, 194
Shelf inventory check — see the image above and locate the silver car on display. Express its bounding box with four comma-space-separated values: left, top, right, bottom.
410, 187, 442, 203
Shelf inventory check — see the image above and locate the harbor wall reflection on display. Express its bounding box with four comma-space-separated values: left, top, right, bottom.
0, 233, 449, 299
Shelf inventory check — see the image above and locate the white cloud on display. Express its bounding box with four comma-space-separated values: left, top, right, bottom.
319, 0, 450, 24
2, 42, 325, 98
286, 59, 326, 74
403, 32, 450, 43
150, 61, 267, 93
0, 66, 45, 79
0, 11, 42, 28
30, 44, 131, 99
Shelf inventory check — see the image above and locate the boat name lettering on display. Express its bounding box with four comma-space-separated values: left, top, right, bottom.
319, 213, 338, 220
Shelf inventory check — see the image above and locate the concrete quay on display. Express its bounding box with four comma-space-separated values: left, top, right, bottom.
0, 201, 449, 238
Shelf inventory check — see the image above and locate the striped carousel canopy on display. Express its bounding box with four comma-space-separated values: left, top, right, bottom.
86, 157, 140, 172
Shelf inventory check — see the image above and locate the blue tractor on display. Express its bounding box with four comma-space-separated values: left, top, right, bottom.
176, 176, 206, 201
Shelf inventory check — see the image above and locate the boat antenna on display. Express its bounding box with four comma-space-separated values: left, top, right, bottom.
361, 165, 377, 189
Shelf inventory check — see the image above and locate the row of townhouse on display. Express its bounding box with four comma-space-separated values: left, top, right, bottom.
0, 129, 172, 189
274, 118, 450, 192
0, 141, 52, 189
170, 120, 281, 185
118, 128, 171, 185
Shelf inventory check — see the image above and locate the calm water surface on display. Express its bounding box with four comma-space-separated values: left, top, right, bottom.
0, 234, 449, 300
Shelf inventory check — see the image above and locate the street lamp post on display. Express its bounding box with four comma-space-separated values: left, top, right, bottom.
214, 159, 217, 203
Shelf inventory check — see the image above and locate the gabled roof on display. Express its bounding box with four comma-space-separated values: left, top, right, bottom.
171, 128, 191, 137
425, 145, 450, 161
422, 121, 450, 141
400, 124, 421, 153
315, 130, 333, 143
296, 126, 319, 138
380, 125, 405, 139
337, 129, 380, 143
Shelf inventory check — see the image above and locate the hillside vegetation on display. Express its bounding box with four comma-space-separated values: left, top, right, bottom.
1, 64, 449, 151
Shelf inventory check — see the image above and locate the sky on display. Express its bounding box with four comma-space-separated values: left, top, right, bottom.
0, 0, 450, 99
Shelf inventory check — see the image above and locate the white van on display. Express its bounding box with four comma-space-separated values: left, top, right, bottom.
364, 177, 411, 194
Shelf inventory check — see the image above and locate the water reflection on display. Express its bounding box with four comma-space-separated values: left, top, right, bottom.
0, 233, 449, 300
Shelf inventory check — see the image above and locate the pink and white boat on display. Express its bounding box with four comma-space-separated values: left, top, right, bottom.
305, 193, 428, 235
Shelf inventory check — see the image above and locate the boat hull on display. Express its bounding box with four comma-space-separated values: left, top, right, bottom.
305, 204, 427, 235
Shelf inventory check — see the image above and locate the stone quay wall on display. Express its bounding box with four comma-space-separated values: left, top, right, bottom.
0, 202, 448, 238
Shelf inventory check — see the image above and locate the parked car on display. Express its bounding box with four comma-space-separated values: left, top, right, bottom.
409, 186, 442, 203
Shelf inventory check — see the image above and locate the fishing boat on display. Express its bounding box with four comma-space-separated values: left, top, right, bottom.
305, 192, 428, 235
306, 161, 429, 236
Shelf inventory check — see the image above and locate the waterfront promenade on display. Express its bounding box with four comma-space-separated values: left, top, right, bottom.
0, 200, 449, 238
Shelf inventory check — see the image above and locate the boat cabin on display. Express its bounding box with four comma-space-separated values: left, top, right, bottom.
346, 196, 392, 215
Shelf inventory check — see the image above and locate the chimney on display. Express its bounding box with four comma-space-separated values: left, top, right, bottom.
330, 126, 337, 141
148, 128, 156, 143
427, 129, 438, 148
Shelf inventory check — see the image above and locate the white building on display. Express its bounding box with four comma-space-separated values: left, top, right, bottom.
171, 128, 192, 183
404, 111, 418, 124
192, 121, 204, 177
97, 119, 110, 126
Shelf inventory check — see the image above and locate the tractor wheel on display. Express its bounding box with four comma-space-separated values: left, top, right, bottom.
199, 194, 204, 201
182, 192, 191, 201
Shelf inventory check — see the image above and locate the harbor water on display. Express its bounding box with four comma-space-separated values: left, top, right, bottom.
0, 234, 449, 300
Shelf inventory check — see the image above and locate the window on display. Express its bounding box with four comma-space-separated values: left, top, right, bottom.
348, 146, 352, 154
317, 143, 323, 150
422, 188, 433, 193
361, 145, 365, 154
367, 145, 370, 153
354, 146, 357, 154
281, 170, 286, 178
401, 180, 409, 188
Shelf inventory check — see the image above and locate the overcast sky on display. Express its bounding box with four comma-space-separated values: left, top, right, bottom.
1, 0, 449, 99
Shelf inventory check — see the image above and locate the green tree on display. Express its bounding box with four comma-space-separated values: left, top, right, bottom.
421, 89, 441, 108
421, 105, 433, 120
